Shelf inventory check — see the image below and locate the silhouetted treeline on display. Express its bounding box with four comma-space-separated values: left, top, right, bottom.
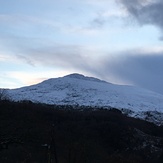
0, 100, 163, 163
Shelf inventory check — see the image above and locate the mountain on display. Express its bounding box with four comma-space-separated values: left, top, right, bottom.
7, 73, 163, 124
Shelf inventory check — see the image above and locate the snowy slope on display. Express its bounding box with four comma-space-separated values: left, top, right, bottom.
7, 73, 163, 124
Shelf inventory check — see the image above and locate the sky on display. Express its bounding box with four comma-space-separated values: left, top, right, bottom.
0, 0, 163, 94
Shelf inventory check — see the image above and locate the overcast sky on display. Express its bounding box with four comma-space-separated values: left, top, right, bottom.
1, 0, 163, 94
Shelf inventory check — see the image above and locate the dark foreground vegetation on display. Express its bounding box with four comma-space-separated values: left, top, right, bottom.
1, 100, 163, 163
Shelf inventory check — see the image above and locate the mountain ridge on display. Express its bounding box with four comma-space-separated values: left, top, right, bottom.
7, 73, 163, 124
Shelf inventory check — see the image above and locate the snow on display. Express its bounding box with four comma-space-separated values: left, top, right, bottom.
7, 73, 163, 124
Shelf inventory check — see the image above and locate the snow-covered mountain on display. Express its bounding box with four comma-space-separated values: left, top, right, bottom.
7, 73, 163, 124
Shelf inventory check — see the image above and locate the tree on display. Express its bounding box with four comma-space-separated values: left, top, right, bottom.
0, 89, 9, 101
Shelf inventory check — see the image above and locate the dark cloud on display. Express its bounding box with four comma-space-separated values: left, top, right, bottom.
101, 51, 163, 94
119, 0, 163, 34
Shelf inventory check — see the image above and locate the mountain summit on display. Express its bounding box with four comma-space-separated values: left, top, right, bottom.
63, 73, 107, 83
8, 73, 163, 124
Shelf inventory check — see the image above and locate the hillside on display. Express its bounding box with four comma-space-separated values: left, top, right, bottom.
7, 73, 163, 125
1, 100, 163, 163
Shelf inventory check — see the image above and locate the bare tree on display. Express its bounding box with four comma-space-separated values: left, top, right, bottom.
0, 89, 9, 101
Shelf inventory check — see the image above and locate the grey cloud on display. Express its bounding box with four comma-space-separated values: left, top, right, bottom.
17, 55, 35, 66
101, 51, 163, 94
91, 12, 106, 28
18, 45, 82, 67
14, 43, 163, 95
16, 44, 101, 75
17, 44, 163, 95
11, 36, 163, 95
92, 17, 105, 28
1, 32, 102, 76
119, 0, 163, 33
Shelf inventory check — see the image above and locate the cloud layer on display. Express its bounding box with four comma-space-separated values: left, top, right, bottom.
101, 50, 163, 94
14, 43, 163, 94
